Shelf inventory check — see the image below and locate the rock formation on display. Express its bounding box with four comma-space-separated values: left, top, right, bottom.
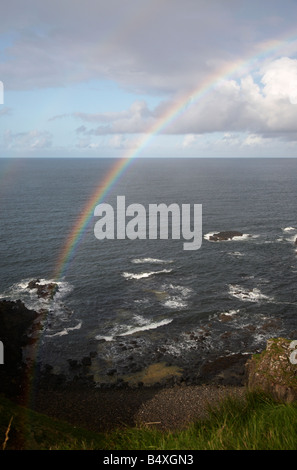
245, 337, 297, 402
0, 300, 39, 397
27, 279, 59, 299
209, 231, 244, 241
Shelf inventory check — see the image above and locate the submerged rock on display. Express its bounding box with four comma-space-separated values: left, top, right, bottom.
245, 338, 297, 402
199, 353, 248, 386
209, 231, 244, 241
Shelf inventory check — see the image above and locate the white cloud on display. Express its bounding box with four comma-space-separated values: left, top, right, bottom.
261, 57, 297, 100
4, 129, 53, 150
66, 57, 297, 142
182, 134, 197, 147
242, 134, 265, 146
2, 1, 297, 156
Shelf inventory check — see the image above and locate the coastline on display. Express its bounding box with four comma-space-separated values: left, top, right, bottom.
0, 298, 248, 433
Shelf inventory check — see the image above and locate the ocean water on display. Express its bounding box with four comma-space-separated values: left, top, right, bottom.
1, 157, 297, 385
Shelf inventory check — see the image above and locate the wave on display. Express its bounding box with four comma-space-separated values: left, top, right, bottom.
122, 269, 172, 280
95, 317, 172, 342
160, 283, 193, 309
227, 251, 245, 257
163, 298, 188, 309
45, 321, 82, 337
229, 284, 273, 302
131, 257, 173, 264
282, 227, 297, 232
219, 309, 240, 318
162, 283, 193, 296
0, 277, 73, 313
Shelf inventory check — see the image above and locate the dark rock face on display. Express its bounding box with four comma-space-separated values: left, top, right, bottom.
245, 338, 297, 402
295, 237, 297, 246
0, 300, 39, 397
199, 353, 248, 386
27, 279, 59, 299
209, 231, 244, 241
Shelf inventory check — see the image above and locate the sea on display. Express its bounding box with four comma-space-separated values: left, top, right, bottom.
1, 157, 297, 386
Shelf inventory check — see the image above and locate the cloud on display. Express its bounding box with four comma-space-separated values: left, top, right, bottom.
182, 134, 198, 148
2, 0, 297, 95
61, 57, 297, 142
2, 0, 297, 156
4, 129, 53, 150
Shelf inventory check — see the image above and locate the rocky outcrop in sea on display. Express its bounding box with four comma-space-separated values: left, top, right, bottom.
209, 231, 244, 241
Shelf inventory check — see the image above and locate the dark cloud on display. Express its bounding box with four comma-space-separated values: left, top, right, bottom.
1, 0, 297, 94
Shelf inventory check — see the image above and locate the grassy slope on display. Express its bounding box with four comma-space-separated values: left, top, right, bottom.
1, 391, 297, 450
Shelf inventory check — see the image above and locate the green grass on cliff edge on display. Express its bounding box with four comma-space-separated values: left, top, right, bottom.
1, 391, 297, 450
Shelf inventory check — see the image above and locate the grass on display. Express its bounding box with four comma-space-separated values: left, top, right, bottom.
104, 392, 297, 450
1, 391, 297, 450
0, 394, 105, 450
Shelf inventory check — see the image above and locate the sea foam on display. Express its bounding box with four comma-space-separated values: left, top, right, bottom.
229, 284, 273, 302
122, 269, 172, 280
95, 317, 172, 342
131, 257, 173, 264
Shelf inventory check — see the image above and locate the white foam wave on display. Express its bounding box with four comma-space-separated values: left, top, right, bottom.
122, 269, 172, 280
162, 283, 193, 296
96, 317, 172, 342
204, 232, 215, 240
219, 309, 240, 318
159, 283, 193, 309
283, 227, 296, 232
286, 234, 297, 244
229, 284, 273, 302
163, 298, 187, 309
46, 321, 82, 337
227, 251, 245, 257
131, 257, 173, 264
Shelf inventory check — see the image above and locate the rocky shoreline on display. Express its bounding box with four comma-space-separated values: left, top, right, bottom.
1, 298, 297, 432
0, 298, 249, 432
0, 298, 249, 397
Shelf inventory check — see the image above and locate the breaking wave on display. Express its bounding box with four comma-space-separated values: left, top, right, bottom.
228, 284, 273, 302
122, 269, 172, 280
95, 316, 172, 342
282, 227, 297, 232
131, 257, 173, 264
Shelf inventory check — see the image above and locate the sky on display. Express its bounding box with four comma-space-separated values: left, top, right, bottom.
1, 0, 297, 158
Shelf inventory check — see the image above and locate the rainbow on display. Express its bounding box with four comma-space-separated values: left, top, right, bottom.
53, 34, 297, 281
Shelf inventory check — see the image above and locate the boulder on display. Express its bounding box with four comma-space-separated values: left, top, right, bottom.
209, 231, 244, 241
245, 338, 297, 402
